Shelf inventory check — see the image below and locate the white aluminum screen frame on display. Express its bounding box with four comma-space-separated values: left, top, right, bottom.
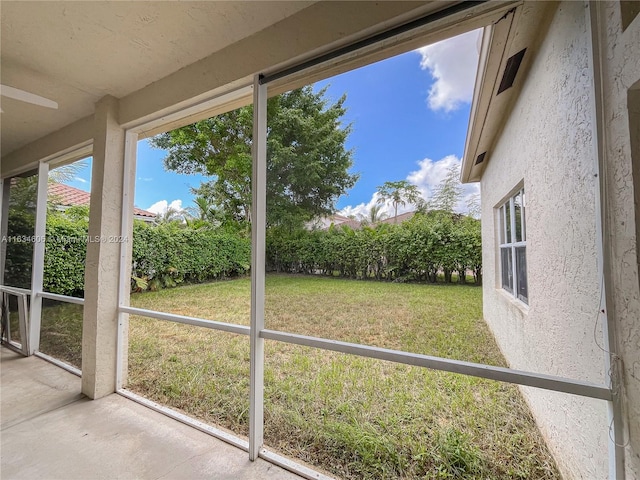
0, 3, 623, 477
111, 73, 619, 478
95, 3, 625, 478
0, 286, 30, 355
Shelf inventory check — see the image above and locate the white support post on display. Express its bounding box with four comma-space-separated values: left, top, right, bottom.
82, 95, 127, 399
115, 131, 137, 390
28, 161, 50, 355
249, 76, 267, 461
586, 2, 625, 478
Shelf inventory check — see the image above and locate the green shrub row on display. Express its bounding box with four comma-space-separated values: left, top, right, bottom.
38, 217, 250, 296
266, 212, 482, 284
131, 222, 250, 291
43, 213, 89, 296
11, 210, 479, 296
4, 210, 37, 290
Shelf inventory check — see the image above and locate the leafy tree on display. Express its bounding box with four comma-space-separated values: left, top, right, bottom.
429, 165, 463, 213
152, 86, 357, 228
376, 180, 421, 223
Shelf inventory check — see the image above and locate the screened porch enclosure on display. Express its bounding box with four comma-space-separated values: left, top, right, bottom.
0, 77, 619, 480
0, 1, 633, 479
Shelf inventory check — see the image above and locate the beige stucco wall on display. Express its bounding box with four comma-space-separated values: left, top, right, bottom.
480, 2, 610, 478
599, 2, 640, 478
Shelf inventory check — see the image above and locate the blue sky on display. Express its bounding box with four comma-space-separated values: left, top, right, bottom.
64, 30, 481, 218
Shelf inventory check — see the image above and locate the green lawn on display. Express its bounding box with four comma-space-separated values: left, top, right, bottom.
39, 274, 559, 479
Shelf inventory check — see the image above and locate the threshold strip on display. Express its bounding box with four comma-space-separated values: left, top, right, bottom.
260, 329, 612, 401
34, 351, 81, 377
1, 340, 24, 355
259, 449, 334, 480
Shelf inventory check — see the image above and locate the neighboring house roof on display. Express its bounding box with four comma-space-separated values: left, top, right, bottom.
378, 211, 416, 225
331, 214, 353, 224
311, 210, 417, 230
334, 218, 362, 230
307, 214, 361, 230
48, 182, 156, 219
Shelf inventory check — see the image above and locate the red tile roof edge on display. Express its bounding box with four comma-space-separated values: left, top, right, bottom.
48, 182, 156, 218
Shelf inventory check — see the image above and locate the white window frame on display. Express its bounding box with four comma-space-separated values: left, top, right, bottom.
498, 187, 527, 304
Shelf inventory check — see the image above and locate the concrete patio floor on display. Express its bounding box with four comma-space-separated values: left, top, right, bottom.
0, 347, 305, 480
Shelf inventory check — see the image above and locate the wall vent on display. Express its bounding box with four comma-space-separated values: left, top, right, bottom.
497, 49, 526, 94
475, 152, 486, 165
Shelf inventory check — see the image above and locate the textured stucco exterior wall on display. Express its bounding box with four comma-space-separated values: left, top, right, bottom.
598, 2, 640, 477
82, 96, 128, 399
480, 2, 609, 478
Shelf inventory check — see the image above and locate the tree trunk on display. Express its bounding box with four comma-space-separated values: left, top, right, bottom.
444, 269, 452, 283
458, 270, 466, 284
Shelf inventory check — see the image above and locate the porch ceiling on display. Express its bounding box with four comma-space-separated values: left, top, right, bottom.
0, 1, 313, 156
1, 1, 513, 173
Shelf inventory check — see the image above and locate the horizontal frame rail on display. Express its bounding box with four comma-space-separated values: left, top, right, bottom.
259, 1, 487, 85
39, 292, 85, 305
119, 306, 250, 336
0, 285, 31, 296
261, 329, 612, 401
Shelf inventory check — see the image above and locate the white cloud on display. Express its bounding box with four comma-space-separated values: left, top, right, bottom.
407, 155, 479, 213
74, 177, 87, 184
417, 29, 481, 112
138, 177, 153, 182
339, 155, 480, 218
406, 154, 460, 198
147, 199, 184, 215
339, 192, 385, 219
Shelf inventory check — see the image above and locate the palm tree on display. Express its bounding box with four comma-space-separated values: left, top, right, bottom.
368, 204, 388, 223
359, 204, 388, 225
8, 160, 90, 212
155, 206, 183, 224
376, 180, 421, 223
186, 196, 220, 222
49, 160, 89, 183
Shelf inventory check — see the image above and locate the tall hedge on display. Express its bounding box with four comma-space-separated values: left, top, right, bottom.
266, 212, 482, 284
38, 218, 250, 296
43, 213, 89, 296
131, 222, 250, 291
4, 210, 36, 289
24, 210, 479, 297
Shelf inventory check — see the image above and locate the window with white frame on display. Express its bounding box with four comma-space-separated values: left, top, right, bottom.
498, 188, 527, 304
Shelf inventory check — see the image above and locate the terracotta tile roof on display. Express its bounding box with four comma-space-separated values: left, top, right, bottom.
331, 214, 353, 223
335, 218, 362, 229
48, 182, 156, 218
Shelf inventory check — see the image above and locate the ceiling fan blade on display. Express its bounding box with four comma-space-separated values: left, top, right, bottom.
0, 84, 58, 109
